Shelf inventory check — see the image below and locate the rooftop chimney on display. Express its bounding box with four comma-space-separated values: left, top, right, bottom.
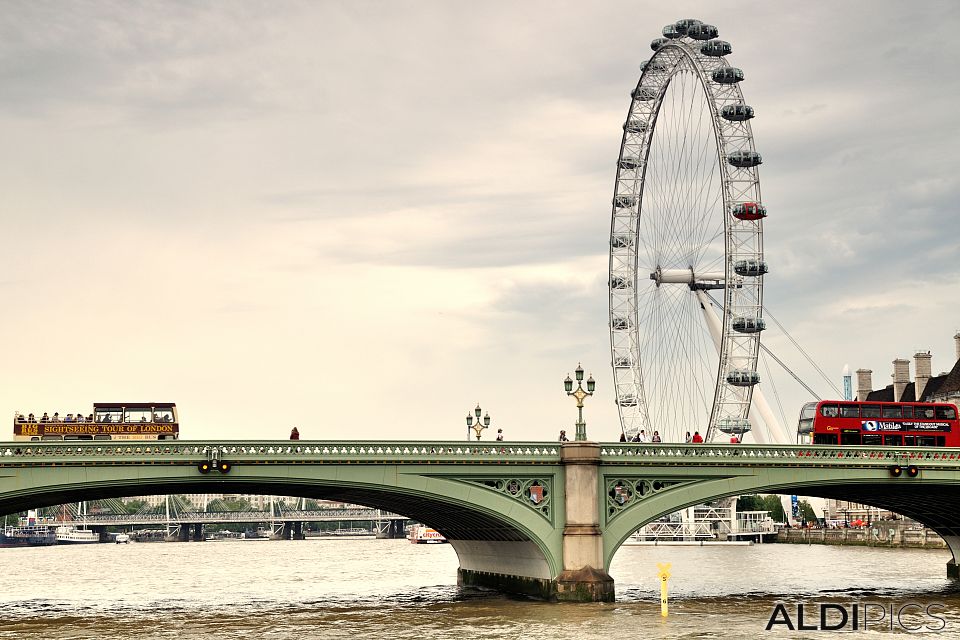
955, 332, 960, 362
892, 358, 910, 402
855, 369, 873, 401
914, 351, 932, 402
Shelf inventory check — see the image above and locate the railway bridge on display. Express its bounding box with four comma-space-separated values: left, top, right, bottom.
3, 439, 960, 601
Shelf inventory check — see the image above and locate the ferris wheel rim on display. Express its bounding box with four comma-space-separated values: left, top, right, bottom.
609, 22, 765, 443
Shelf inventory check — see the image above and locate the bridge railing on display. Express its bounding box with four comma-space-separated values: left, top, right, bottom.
0, 440, 561, 464
600, 443, 960, 467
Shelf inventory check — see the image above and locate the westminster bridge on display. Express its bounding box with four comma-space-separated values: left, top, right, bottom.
3, 439, 960, 601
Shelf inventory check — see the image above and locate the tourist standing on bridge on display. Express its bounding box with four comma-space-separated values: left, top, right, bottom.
290, 427, 300, 440
652, 431, 661, 443
685, 431, 692, 443
691, 431, 703, 443
496, 429, 503, 441
558, 430, 568, 441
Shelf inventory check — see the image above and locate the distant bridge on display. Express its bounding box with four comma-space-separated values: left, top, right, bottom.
82, 507, 404, 526
3, 439, 960, 601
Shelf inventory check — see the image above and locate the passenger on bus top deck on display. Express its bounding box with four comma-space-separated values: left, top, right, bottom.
64, 414, 73, 422
40, 412, 49, 422
28, 413, 35, 422
87, 414, 94, 422
52, 412, 59, 422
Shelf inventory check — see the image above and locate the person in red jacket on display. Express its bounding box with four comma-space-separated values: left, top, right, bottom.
290, 427, 300, 440
691, 431, 704, 443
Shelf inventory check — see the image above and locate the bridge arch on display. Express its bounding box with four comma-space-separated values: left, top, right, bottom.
0, 445, 565, 594
602, 462, 960, 574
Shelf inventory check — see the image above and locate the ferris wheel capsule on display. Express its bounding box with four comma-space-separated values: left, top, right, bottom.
733, 259, 768, 277
721, 104, 755, 121
651, 37, 670, 52
623, 119, 648, 133
727, 150, 762, 168
700, 40, 732, 57
688, 24, 718, 40
732, 202, 767, 220
732, 317, 766, 333
712, 68, 744, 84
619, 156, 643, 170
726, 369, 761, 387
662, 24, 682, 39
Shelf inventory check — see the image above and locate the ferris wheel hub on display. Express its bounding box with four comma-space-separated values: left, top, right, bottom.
650, 267, 725, 286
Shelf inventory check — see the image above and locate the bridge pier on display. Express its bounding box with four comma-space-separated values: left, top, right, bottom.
192, 523, 204, 541
455, 442, 614, 602
943, 535, 960, 580
292, 521, 305, 540
556, 442, 614, 602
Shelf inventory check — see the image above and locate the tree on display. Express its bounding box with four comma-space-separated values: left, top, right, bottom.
797, 500, 818, 524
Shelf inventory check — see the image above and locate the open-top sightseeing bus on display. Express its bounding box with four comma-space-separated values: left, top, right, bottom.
797, 400, 960, 447
13, 403, 179, 441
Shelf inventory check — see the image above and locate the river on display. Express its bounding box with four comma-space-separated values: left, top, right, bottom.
1, 539, 958, 638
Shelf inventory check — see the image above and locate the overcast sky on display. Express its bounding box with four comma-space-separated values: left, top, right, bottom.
1, 1, 958, 442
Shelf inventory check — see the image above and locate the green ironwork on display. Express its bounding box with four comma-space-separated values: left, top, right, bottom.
470, 477, 553, 521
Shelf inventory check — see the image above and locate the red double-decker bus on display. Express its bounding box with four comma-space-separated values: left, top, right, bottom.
797, 400, 960, 447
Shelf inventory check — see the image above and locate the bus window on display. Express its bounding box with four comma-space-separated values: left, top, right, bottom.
93, 434, 112, 440
840, 404, 860, 418
917, 407, 935, 420
937, 436, 946, 447
904, 436, 917, 446
917, 436, 938, 447
64, 435, 93, 441
840, 431, 861, 445
820, 404, 839, 418
813, 433, 838, 445
124, 408, 152, 423
95, 408, 123, 423
882, 405, 902, 418
861, 405, 881, 418
902, 405, 914, 418
40, 435, 63, 441
936, 406, 957, 420
862, 434, 882, 445
883, 435, 902, 446
154, 409, 175, 423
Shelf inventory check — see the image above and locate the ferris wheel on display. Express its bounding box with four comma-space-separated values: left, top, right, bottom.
609, 18, 770, 443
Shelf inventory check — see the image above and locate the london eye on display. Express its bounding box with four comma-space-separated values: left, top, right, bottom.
609, 18, 771, 443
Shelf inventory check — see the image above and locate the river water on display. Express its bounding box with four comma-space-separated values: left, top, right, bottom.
1, 539, 959, 639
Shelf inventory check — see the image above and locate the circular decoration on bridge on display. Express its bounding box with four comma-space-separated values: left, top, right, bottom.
218, 461, 232, 474
609, 18, 766, 443
198, 461, 211, 474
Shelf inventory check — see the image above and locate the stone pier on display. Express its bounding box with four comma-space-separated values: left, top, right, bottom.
556, 442, 615, 602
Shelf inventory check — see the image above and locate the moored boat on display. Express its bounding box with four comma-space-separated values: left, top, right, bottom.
1, 525, 56, 548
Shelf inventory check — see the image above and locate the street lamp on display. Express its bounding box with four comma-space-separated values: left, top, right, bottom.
564, 363, 595, 441
465, 404, 491, 441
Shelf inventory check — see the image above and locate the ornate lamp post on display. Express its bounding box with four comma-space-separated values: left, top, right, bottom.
564, 363, 595, 441
466, 404, 491, 441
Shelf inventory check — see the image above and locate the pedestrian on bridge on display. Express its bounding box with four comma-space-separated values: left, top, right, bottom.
496, 429, 503, 441
290, 427, 300, 440
559, 430, 568, 442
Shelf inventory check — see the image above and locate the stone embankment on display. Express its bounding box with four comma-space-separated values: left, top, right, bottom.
776, 522, 946, 549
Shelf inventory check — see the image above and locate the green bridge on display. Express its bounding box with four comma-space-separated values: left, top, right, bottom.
3, 440, 960, 601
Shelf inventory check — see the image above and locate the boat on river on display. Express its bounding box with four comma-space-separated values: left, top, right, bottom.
54, 525, 99, 544
407, 525, 447, 544
0, 525, 56, 548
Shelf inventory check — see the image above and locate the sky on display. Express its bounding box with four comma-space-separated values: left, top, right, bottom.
1, 1, 958, 442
